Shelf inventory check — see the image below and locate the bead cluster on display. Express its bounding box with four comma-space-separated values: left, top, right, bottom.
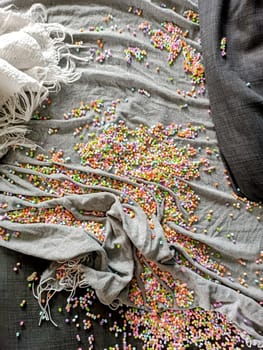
124, 47, 147, 64
138, 21, 206, 96
183, 10, 200, 24
128, 6, 143, 17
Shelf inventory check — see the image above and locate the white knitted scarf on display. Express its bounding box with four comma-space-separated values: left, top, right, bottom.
0, 4, 83, 158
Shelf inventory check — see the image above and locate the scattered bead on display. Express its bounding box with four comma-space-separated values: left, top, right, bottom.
20, 299, 27, 308
220, 37, 227, 57
128, 6, 143, 16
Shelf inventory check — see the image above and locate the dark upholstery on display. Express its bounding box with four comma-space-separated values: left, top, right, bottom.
199, 0, 263, 201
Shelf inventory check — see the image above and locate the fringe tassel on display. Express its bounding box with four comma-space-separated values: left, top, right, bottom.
0, 87, 47, 156
33, 257, 90, 326
0, 87, 47, 127
32, 277, 61, 327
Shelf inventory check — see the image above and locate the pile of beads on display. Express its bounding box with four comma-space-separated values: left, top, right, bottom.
124, 47, 147, 64
138, 21, 206, 96
183, 10, 200, 24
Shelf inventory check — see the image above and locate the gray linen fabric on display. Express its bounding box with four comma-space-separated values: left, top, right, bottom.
0, 0, 263, 348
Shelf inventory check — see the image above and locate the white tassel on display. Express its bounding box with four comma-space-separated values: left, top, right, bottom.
32, 257, 90, 326
0, 87, 47, 155
32, 277, 61, 327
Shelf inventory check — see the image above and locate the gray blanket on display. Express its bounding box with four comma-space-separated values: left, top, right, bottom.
0, 0, 262, 348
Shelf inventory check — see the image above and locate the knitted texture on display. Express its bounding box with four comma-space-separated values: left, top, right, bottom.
0, 4, 82, 158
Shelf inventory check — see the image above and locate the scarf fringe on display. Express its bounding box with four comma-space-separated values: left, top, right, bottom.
0, 4, 88, 158
32, 277, 62, 327
0, 88, 47, 156
33, 257, 89, 327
